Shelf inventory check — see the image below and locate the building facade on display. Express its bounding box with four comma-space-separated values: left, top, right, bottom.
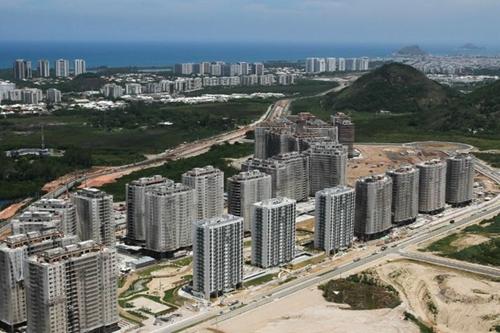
192, 214, 244, 300
37, 60, 50, 78
25, 241, 119, 333
72, 188, 115, 248
182, 166, 224, 220
126, 176, 173, 245
30, 198, 78, 236
354, 175, 393, 240
144, 183, 196, 257
304, 141, 347, 195
227, 170, 272, 232
74, 59, 86, 76
0, 232, 76, 332
331, 113, 355, 157
251, 197, 296, 268
446, 154, 474, 206
416, 159, 447, 214
55, 59, 69, 78
387, 165, 419, 225
314, 186, 355, 253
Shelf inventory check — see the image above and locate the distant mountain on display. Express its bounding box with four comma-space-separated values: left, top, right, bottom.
459, 43, 485, 50
395, 45, 427, 56
325, 63, 458, 113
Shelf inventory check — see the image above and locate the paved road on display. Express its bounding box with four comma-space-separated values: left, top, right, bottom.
399, 251, 500, 278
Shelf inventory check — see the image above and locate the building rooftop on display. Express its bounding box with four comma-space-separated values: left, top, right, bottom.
194, 214, 243, 228
182, 165, 222, 177
316, 185, 355, 196
253, 197, 296, 208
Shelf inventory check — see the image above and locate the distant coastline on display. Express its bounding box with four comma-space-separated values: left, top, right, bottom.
1, 41, 499, 69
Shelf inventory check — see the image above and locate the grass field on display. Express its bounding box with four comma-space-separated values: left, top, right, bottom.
318, 271, 401, 310
101, 142, 253, 201
290, 97, 500, 150
423, 214, 500, 267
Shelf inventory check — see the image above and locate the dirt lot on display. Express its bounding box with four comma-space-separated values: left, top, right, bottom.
348, 144, 446, 185
193, 285, 417, 333
377, 260, 500, 333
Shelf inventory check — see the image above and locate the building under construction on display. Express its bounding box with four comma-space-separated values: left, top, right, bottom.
387, 165, 419, 225
242, 152, 310, 202
331, 112, 355, 158
254, 112, 338, 159
304, 141, 347, 195
446, 154, 474, 206
354, 174, 393, 240
416, 159, 447, 214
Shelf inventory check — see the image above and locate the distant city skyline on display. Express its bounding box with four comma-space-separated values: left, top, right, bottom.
1, 0, 500, 44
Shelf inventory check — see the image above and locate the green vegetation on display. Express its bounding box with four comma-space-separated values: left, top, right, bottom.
119, 278, 152, 298
0, 147, 92, 200
172, 256, 193, 267
474, 152, 500, 168
101, 142, 253, 201
318, 271, 401, 310
404, 311, 434, 333
244, 273, 278, 287
186, 79, 338, 97
162, 287, 185, 307
0, 98, 263, 201
424, 214, 500, 267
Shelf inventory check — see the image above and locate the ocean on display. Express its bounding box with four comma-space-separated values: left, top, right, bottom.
1, 41, 499, 69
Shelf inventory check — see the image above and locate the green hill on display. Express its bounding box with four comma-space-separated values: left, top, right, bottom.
326, 63, 459, 113
429, 79, 500, 133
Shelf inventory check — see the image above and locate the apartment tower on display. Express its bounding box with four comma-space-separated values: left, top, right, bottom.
25, 241, 119, 333
416, 159, 447, 214
126, 176, 173, 245
251, 197, 296, 268
446, 154, 474, 206
227, 170, 272, 232
182, 166, 224, 220
387, 165, 419, 225
144, 183, 196, 258
72, 188, 115, 248
354, 175, 393, 240
314, 186, 355, 253
192, 214, 244, 300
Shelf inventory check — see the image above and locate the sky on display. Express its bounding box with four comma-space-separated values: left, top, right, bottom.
1, 0, 500, 44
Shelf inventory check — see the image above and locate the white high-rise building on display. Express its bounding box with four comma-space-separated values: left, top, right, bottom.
355, 174, 393, 240
72, 188, 115, 248
126, 176, 173, 245
305, 57, 316, 74
192, 214, 243, 300
37, 59, 50, 77
25, 241, 119, 333
125, 83, 142, 95
253, 62, 265, 75
251, 197, 296, 268
338, 58, 346, 71
21, 88, 43, 104
416, 159, 447, 214
240, 62, 250, 75
0, 232, 77, 332
315, 58, 326, 73
446, 154, 474, 206
13, 59, 32, 80
182, 166, 224, 220
144, 183, 196, 257
55, 59, 69, 77
74, 59, 86, 76
227, 170, 273, 232
102, 83, 124, 98
200, 62, 211, 75
326, 57, 337, 72
46, 88, 62, 104
314, 186, 355, 253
